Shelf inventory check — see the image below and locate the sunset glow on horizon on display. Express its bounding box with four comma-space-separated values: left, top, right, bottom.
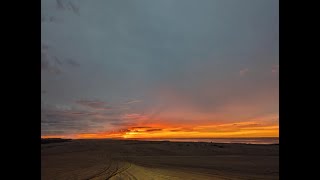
41, 113, 279, 139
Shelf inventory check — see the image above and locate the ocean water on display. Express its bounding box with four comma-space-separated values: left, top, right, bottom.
138, 138, 279, 144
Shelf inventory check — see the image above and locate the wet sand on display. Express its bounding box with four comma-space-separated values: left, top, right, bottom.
41, 139, 279, 180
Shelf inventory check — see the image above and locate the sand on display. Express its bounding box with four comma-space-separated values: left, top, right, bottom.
41, 139, 279, 180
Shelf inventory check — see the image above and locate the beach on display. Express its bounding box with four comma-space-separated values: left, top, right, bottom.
41, 139, 279, 180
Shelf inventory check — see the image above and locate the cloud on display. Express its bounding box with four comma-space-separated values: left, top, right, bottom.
239, 68, 249, 76
41, 15, 63, 23
110, 122, 136, 127
41, 98, 139, 137
272, 65, 279, 74
145, 128, 162, 132
41, 44, 62, 74
56, 0, 80, 15
118, 127, 164, 136
130, 126, 151, 129
67, 1, 80, 15
41, 53, 49, 70
41, 105, 105, 136
168, 127, 194, 132
41, 51, 62, 74
52, 56, 61, 65
124, 99, 142, 105
41, 42, 80, 74
56, 0, 65, 10
123, 113, 148, 121
76, 100, 112, 110
65, 58, 80, 67
41, 43, 49, 50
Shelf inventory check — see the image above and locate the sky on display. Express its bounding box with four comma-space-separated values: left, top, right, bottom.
41, 0, 279, 139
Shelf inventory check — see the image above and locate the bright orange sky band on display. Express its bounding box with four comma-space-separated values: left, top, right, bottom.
42, 117, 278, 139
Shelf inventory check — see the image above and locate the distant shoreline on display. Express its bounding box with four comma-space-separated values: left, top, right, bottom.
41, 137, 278, 145
126, 137, 279, 144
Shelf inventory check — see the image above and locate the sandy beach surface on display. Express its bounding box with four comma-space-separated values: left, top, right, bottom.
41, 139, 279, 180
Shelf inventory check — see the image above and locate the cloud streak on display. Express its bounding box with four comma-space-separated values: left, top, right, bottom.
41, 43, 80, 74
124, 100, 142, 105
76, 100, 112, 110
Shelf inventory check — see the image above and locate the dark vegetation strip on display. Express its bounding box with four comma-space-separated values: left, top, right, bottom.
41, 138, 72, 144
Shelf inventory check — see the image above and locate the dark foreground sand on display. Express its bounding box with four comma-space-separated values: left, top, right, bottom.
41, 139, 279, 180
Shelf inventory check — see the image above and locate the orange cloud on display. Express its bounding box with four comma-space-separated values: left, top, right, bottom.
42, 95, 278, 139
59, 116, 278, 139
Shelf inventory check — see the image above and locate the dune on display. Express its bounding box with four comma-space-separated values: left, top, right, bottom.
41, 139, 279, 180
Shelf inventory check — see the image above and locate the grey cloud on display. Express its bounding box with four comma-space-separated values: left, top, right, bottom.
41, 15, 63, 23
41, 44, 62, 73
41, 100, 134, 136
56, 0, 65, 10
41, 43, 49, 50
124, 99, 142, 105
65, 58, 81, 67
110, 122, 135, 127
41, 51, 62, 74
41, 43, 80, 74
76, 100, 112, 110
41, 106, 98, 134
54, 56, 63, 65
41, 53, 49, 70
56, 0, 80, 15
67, 1, 80, 15
90, 118, 118, 123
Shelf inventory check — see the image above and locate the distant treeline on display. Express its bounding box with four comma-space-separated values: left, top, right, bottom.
41, 138, 72, 144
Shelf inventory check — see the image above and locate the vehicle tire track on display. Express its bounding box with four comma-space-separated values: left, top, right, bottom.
86, 160, 113, 180
106, 162, 132, 180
